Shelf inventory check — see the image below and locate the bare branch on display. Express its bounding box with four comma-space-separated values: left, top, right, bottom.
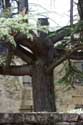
13, 47, 32, 64
18, 45, 35, 59
14, 46, 35, 64
47, 56, 66, 73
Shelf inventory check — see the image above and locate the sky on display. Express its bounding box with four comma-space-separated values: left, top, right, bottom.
0, 0, 78, 30
29, 0, 78, 30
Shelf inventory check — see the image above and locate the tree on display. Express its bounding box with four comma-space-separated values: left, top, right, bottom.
5, 0, 10, 8
19, 0, 28, 13
0, 0, 83, 112
70, 0, 74, 25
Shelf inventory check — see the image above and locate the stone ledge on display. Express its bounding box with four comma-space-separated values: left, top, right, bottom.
0, 113, 82, 124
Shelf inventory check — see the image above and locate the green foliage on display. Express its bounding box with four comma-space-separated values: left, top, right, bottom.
49, 21, 83, 50
58, 61, 73, 85
0, 13, 83, 78
0, 15, 82, 50
48, 26, 71, 38
0, 14, 48, 47
0, 55, 7, 66
58, 60, 83, 87
53, 21, 83, 86
2, 8, 11, 18
0, 14, 49, 65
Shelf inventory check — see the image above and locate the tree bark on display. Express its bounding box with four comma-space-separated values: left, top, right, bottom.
70, 0, 73, 25
14, 45, 34, 64
32, 58, 56, 112
0, 65, 32, 76
19, 0, 28, 14
5, 0, 10, 8
78, 0, 83, 20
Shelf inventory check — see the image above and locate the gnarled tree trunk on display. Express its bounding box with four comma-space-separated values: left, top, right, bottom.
32, 58, 56, 112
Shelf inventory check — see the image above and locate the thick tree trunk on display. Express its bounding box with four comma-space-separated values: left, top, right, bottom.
5, 0, 10, 8
32, 58, 56, 112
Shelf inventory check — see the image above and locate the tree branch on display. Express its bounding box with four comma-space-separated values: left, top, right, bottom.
14, 33, 43, 55
49, 22, 79, 44
14, 33, 34, 51
0, 64, 32, 76
14, 46, 34, 64
47, 44, 83, 72
18, 45, 35, 59
71, 51, 83, 60
15, 33, 53, 57
47, 56, 66, 73
49, 25, 71, 44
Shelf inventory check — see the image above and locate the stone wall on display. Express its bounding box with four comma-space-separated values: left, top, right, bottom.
0, 113, 83, 125
54, 62, 83, 112
55, 85, 83, 112
0, 75, 23, 112
20, 85, 33, 112
1, 60, 83, 113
